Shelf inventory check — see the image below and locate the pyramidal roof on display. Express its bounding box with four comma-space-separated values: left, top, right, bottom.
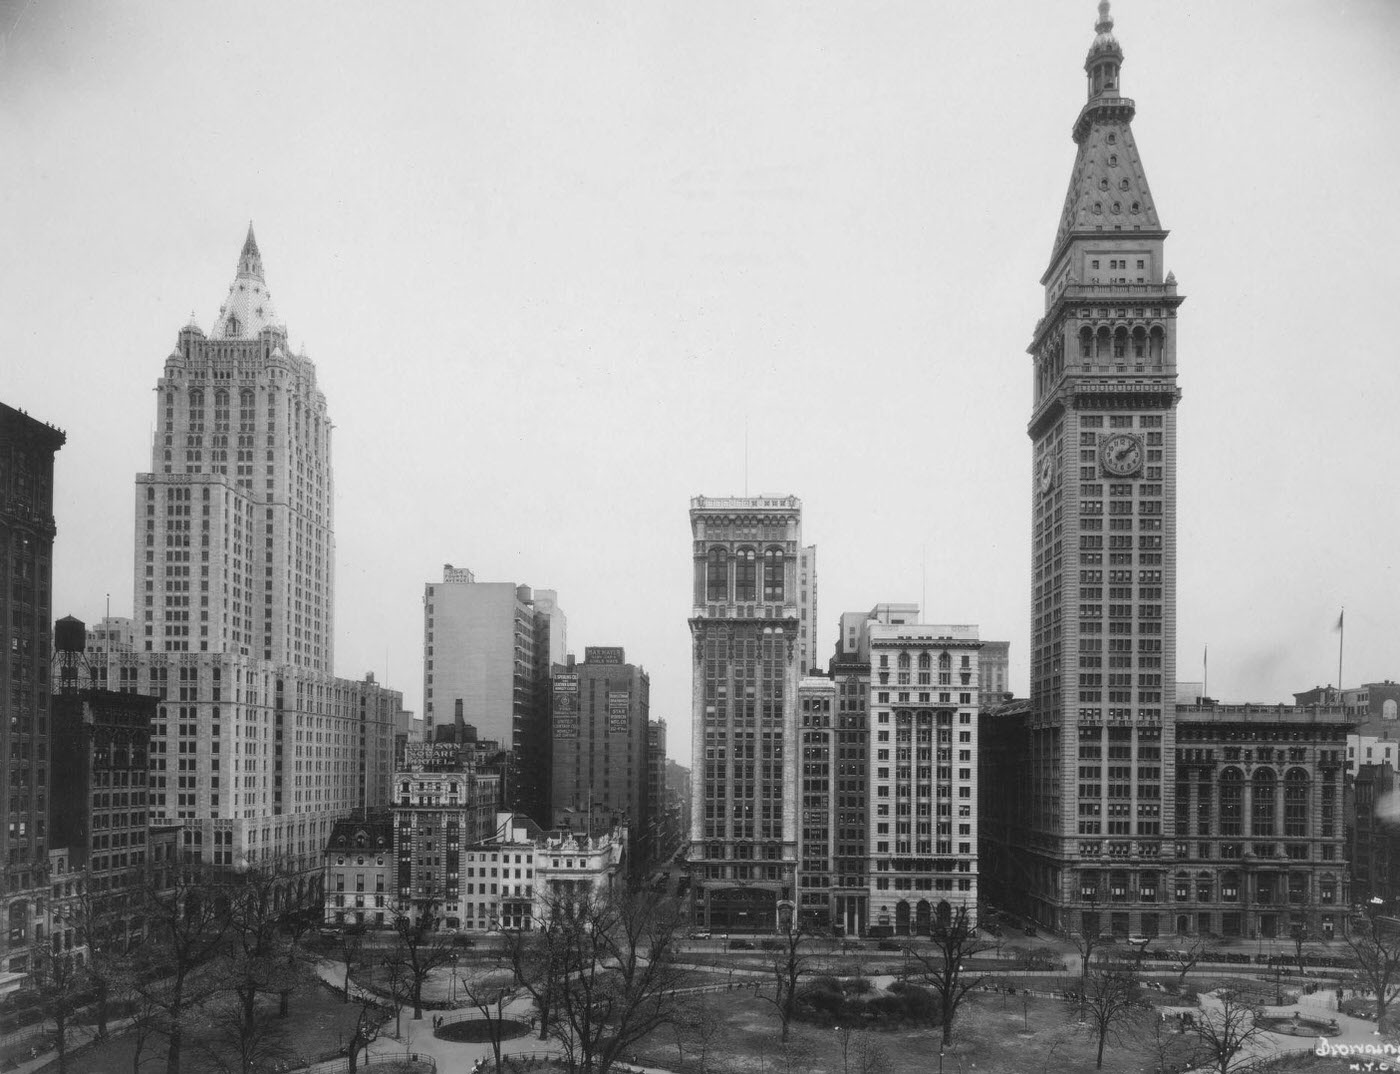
212, 223, 282, 340
1048, 2, 1163, 265
1050, 121, 1161, 258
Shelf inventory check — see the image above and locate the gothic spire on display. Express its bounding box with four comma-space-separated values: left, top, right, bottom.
237, 221, 264, 282
212, 223, 282, 340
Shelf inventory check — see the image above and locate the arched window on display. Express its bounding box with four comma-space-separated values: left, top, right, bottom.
762, 547, 784, 602
897, 652, 911, 669
938, 652, 952, 670
1284, 768, 1309, 837
918, 653, 932, 670
734, 548, 757, 602
1149, 325, 1165, 362
1096, 325, 1112, 359
706, 548, 728, 602
1080, 325, 1094, 359
1112, 325, 1128, 359
1252, 768, 1277, 837
1219, 768, 1243, 836
1131, 325, 1147, 360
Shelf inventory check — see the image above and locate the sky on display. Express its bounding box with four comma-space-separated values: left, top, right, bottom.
3, 1, 1399, 771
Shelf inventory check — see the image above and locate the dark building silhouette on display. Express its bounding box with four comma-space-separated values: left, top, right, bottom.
0, 402, 65, 977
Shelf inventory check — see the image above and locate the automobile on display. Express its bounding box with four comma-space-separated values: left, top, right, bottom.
728, 939, 756, 950
876, 939, 902, 952
691, 931, 711, 941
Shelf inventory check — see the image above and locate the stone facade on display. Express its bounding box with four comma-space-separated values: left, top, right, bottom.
688, 495, 803, 932
1166, 704, 1351, 940
94, 229, 401, 875
391, 750, 503, 929
1022, 0, 1185, 932
866, 624, 980, 934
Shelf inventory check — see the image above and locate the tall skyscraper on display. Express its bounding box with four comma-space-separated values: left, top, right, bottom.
89, 229, 398, 876
1023, 2, 1183, 932
0, 402, 64, 975
423, 566, 565, 823
688, 495, 802, 932
139, 226, 333, 668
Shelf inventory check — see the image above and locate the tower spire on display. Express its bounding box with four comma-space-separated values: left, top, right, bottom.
1085, 0, 1124, 100
238, 221, 264, 282
212, 222, 281, 340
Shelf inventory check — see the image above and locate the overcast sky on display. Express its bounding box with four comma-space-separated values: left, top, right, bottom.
4, 1, 1399, 770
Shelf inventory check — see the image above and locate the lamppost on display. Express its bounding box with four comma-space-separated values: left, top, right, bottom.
449, 951, 458, 1006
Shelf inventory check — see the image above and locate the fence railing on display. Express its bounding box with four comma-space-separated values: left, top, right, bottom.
291, 1051, 437, 1074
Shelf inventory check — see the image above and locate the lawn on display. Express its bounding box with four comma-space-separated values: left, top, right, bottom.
628, 977, 1219, 1074
35, 983, 382, 1074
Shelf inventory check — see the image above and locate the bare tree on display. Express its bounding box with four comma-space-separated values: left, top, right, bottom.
193, 995, 294, 1074
221, 869, 310, 1047
832, 1025, 890, 1074
61, 870, 128, 1040
332, 924, 367, 1003
1290, 921, 1309, 979
1067, 928, 1104, 995
344, 998, 383, 1074
1342, 913, 1400, 1032
388, 903, 454, 1020
125, 985, 168, 1074
759, 923, 813, 1042
140, 863, 235, 1074
1190, 992, 1267, 1074
380, 953, 414, 1039
1136, 1012, 1200, 1074
456, 965, 519, 1073
1170, 935, 1205, 993
670, 1000, 729, 1074
1066, 957, 1142, 1069
502, 908, 571, 1040
544, 885, 687, 1074
29, 948, 84, 1074
906, 905, 994, 1046
1038, 1028, 1076, 1074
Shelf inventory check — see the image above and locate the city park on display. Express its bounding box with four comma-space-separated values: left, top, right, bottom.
5, 880, 1400, 1074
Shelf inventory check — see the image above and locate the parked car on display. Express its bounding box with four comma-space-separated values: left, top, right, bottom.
877, 939, 902, 951
728, 939, 756, 950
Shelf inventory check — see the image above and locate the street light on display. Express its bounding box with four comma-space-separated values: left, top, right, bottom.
449, 952, 458, 1005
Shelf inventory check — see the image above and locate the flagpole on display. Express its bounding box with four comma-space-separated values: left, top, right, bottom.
1338, 607, 1345, 699
1203, 645, 1208, 701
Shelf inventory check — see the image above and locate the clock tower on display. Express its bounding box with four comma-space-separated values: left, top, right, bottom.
1023, 1, 1184, 936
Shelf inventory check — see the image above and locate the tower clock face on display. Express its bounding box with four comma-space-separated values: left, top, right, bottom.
1039, 454, 1055, 494
1100, 433, 1144, 476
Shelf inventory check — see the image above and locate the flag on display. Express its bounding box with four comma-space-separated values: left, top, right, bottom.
1336, 611, 1345, 632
